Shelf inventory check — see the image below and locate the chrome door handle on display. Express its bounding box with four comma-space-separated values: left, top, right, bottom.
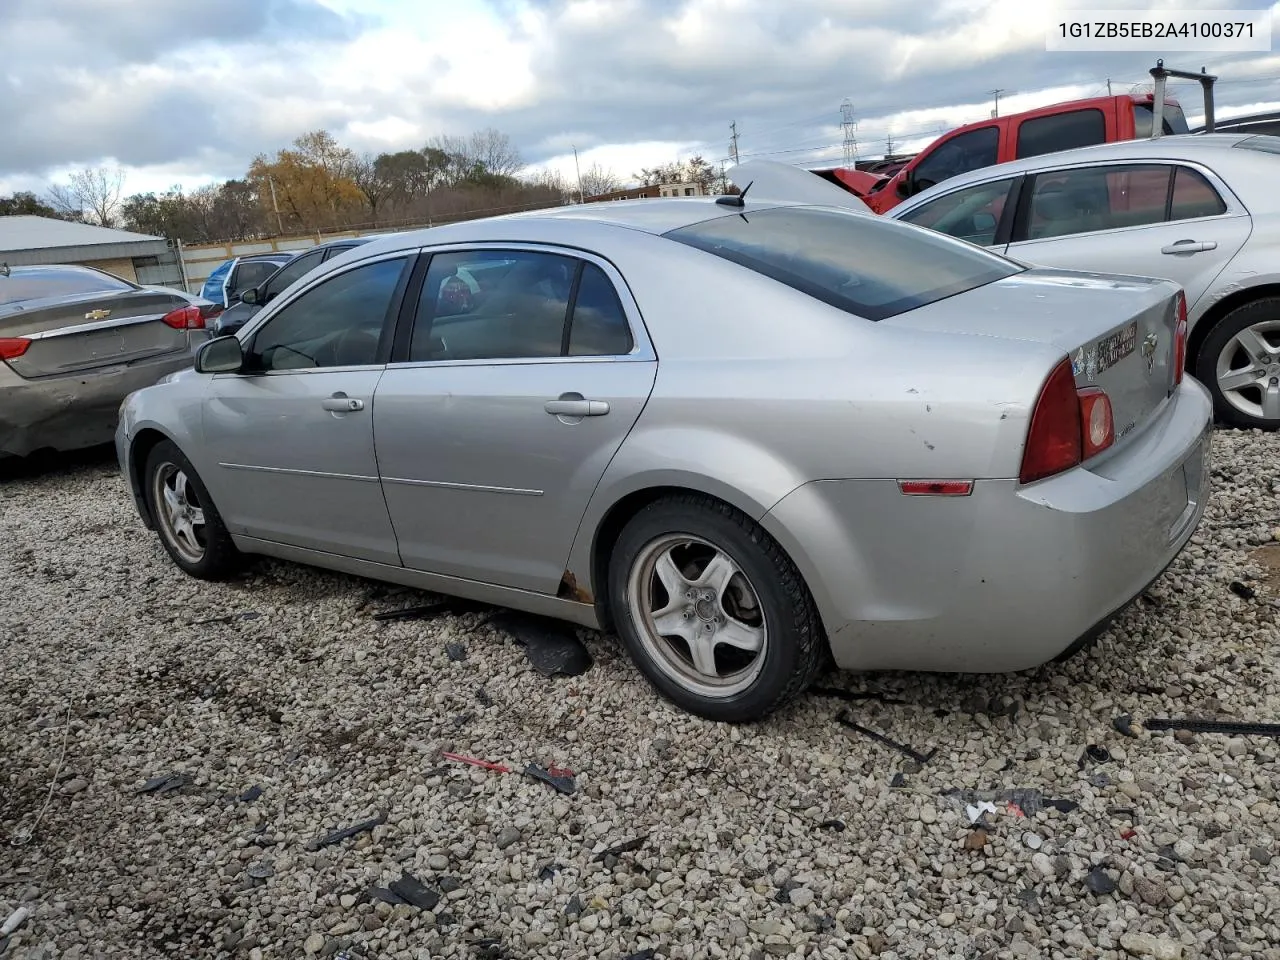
322, 393, 364, 412
545, 398, 609, 417
1161, 240, 1217, 254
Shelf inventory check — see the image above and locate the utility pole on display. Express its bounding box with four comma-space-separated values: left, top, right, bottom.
990, 88, 1010, 118
572, 145, 584, 203
729, 121, 740, 165
840, 99, 859, 166
267, 176, 284, 234
885, 131, 896, 157
1107, 79, 1112, 95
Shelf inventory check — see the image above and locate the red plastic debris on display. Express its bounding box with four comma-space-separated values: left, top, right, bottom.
442, 751, 511, 773
1006, 803, 1026, 818
1120, 828, 1138, 840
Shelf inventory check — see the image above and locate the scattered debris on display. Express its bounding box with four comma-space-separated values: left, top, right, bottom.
1085, 866, 1117, 894
373, 598, 487, 622
388, 873, 441, 910
1078, 744, 1110, 768
1146, 718, 1280, 737
488, 611, 593, 677
1023, 832, 1043, 850
366, 887, 407, 906
189, 611, 262, 626
1229, 580, 1256, 599
1113, 715, 1138, 738
470, 938, 507, 960
817, 819, 846, 832
246, 861, 274, 880
593, 835, 647, 861
1120, 828, 1138, 840
889, 772, 906, 788
537, 863, 562, 882
239, 785, 264, 803
136, 772, 190, 795
452, 713, 474, 728
442, 752, 511, 773
811, 686, 906, 705
963, 829, 988, 851
943, 787, 1045, 818
966, 801, 998, 824
1046, 798, 1079, 814
304, 810, 388, 852
446, 642, 469, 662
0, 907, 30, 937
523, 763, 576, 795
565, 894, 584, 917
835, 711, 935, 765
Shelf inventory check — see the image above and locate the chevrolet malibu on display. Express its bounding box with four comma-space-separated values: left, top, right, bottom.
115, 196, 1212, 722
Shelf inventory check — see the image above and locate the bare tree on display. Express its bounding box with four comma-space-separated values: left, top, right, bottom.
51, 166, 126, 227
467, 128, 523, 179
579, 163, 620, 198
350, 152, 393, 224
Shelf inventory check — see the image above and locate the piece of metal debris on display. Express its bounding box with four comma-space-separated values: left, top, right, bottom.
835, 711, 936, 765
388, 873, 440, 910
304, 810, 388, 852
593, 835, 647, 861
446, 642, 469, 662
136, 772, 190, 794
1078, 744, 1110, 768
1113, 715, 1138, 738
1229, 581, 1256, 599
442, 751, 511, 773
524, 763, 576, 795
488, 611, 593, 677
1145, 718, 1280, 737
239, 785, 264, 803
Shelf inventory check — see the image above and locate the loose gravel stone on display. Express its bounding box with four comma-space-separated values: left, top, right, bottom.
2, 430, 1278, 959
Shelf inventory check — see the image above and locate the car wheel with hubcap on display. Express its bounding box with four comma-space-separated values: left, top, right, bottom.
143, 439, 241, 579
1196, 298, 1280, 430
608, 494, 825, 722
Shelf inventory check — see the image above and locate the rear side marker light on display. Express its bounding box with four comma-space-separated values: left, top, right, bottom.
162, 305, 205, 330
0, 337, 31, 360
1173, 290, 1188, 386
1078, 388, 1114, 458
898, 480, 974, 496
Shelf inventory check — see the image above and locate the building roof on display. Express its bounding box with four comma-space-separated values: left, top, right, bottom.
0, 215, 170, 266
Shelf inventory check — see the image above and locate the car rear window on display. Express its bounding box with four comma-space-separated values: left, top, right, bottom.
1232, 134, 1280, 155
663, 205, 1023, 321
0, 267, 134, 306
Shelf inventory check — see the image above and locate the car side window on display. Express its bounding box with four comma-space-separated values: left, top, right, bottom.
247, 257, 409, 372
263, 250, 324, 301
408, 250, 581, 362
230, 260, 279, 298
1170, 166, 1227, 220
1015, 109, 1106, 160
896, 178, 1015, 246
910, 126, 999, 191
568, 263, 634, 355
1022, 164, 1172, 240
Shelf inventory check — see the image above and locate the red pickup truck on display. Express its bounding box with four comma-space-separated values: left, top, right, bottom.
818, 93, 1190, 214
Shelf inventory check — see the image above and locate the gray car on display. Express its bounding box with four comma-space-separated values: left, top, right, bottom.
883, 134, 1280, 431
1, 263, 217, 459
115, 197, 1212, 721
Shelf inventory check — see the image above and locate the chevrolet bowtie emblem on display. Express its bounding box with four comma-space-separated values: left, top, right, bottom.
84, 308, 112, 320
1142, 332, 1158, 371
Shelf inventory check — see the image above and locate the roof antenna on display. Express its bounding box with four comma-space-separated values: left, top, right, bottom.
717, 180, 753, 207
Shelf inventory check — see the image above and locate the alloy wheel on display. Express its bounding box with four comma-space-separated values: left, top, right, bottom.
1215, 319, 1280, 422
152, 461, 208, 565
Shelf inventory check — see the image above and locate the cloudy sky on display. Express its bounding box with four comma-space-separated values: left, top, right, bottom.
3, 0, 1280, 199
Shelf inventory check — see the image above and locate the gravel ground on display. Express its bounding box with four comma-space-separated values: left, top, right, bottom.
2, 430, 1279, 960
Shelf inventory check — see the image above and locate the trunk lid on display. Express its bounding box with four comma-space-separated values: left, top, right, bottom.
886, 267, 1182, 444
0, 289, 191, 378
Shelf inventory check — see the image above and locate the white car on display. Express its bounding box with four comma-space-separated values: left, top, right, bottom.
882, 133, 1280, 431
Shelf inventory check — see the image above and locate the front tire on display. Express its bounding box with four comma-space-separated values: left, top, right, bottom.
1194, 298, 1280, 430
607, 494, 825, 722
142, 439, 241, 580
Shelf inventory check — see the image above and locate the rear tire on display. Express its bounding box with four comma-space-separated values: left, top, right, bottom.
607, 494, 825, 723
1194, 298, 1280, 431
142, 439, 241, 580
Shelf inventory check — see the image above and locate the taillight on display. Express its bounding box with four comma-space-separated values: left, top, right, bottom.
1020, 357, 1118, 484
1078, 388, 1114, 458
1173, 291, 1188, 386
0, 337, 31, 360
1020, 358, 1082, 484
162, 305, 205, 330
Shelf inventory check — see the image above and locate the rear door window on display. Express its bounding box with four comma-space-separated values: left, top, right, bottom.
1015, 109, 1106, 159
895, 178, 1017, 246
1022, 164, 1172, 240
1169, 166, 1228, 220
229, 260, 281, 299
664, 205, 1022, 321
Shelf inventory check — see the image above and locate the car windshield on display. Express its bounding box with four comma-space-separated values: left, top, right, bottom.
663, 205, 1023, 321
0, 268, 134, 306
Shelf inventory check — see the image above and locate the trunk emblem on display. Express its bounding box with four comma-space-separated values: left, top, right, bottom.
1142, 332, 1159, 371
84, 308, 111, 320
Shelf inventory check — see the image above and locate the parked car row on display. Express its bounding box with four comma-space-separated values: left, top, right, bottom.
115, 193, 1211, 722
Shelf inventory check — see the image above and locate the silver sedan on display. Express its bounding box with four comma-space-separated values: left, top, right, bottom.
881, 133, 1280, 431
115, 196, 1212, 721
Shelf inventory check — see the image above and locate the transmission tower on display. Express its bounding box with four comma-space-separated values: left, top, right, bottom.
840, 99, 859, 165
729, 121, 740, 165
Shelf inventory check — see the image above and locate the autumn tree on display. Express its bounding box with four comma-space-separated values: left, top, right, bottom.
248, 130, 364, 232
47, 165, 126, 226
0, 191, 64, 218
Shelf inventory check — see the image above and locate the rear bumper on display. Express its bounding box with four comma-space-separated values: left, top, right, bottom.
761, 377, 1214, 673
0, 350, 198, 458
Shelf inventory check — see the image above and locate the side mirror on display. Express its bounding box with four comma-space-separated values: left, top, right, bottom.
194, 335, 245, 374
239, 286, 259, 306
